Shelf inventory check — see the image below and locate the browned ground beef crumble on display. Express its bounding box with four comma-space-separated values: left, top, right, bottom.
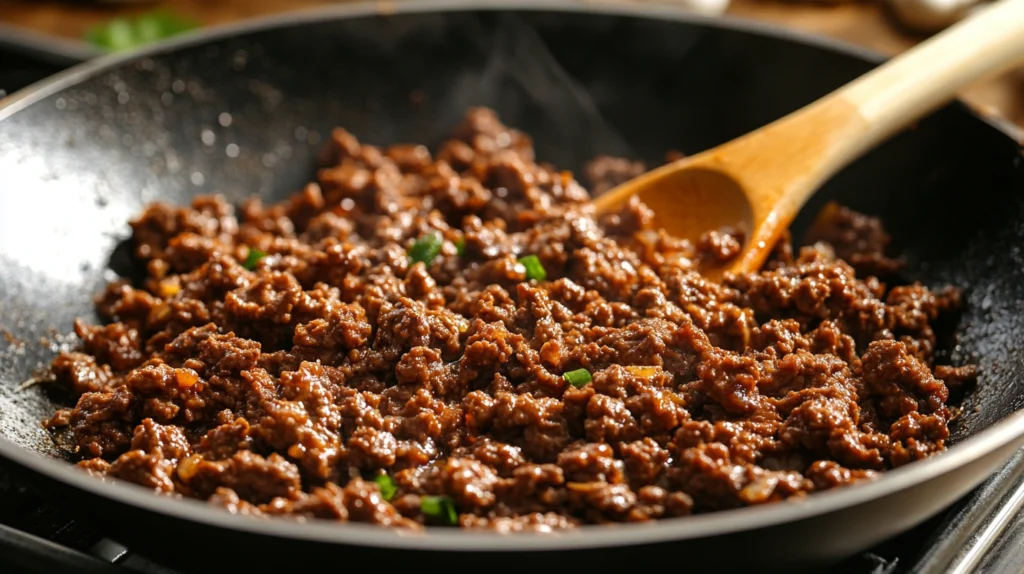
44, 108, 976, 531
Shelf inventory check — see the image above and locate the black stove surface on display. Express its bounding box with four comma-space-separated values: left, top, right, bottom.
1, 34, 1022, 574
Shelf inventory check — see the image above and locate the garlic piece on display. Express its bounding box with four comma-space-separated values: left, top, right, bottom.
625, 366, 662, 378
693, 0, 732, 16
887, 0, 984, 34
658, 0, 732, 16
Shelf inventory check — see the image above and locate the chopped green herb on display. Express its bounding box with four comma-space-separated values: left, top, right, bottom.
420, 495, 458, 525
374, 473, 398, 501
519, 254, 546, 281
408, 232, 443, 265
242, 247, 267, 270
563, 368, 592, 388
86, 10, 200, 52
455, 237, 466, 256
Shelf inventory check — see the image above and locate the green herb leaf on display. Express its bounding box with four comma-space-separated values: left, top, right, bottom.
563, 368, 592, 388
409, 232, 443, 265
242, 247, 267, 271
86, 19, 134, 52
86, 10, 199, 52
420, 495, 457, 525
455, 237, 466, 256
519, 254, 547, 281
374, 473, 398, 501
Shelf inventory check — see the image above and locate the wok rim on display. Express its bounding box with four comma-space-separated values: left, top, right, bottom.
1, 0, 1023, 551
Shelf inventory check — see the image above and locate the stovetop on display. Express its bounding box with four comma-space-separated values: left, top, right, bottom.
3, 31, 1024, 574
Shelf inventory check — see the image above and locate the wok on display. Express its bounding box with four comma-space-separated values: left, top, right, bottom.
1, 1, 1023, 571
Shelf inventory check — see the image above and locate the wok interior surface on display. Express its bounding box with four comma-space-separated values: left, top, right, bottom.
0, 4, 1023, 564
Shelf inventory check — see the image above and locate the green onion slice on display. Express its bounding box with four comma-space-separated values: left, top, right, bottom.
455, 237, 466, 256
421, 495, 458, 525
563, 368, 593, 388
86, 11, 199, 52
374, 473, 398, 501
519, 254, 547, 281
409, 232, 443, 265
242, 247, 267, 270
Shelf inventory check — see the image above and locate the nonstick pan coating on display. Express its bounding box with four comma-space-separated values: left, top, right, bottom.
1, 1, 1023, 571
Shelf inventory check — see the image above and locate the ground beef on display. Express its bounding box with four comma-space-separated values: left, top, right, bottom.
43, 107, 971, 531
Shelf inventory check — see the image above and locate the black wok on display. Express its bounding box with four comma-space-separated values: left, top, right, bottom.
1, 1, 1023, 572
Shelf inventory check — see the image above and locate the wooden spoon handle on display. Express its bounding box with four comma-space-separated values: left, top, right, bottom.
837, 0, 1024, 160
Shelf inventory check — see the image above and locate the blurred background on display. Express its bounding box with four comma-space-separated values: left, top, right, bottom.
0, 0, 1022, 132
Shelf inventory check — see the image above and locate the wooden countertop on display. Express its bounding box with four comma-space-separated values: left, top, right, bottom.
1, 0, 1022, 134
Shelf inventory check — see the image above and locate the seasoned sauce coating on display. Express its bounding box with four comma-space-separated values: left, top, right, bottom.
44, 108, 972, 530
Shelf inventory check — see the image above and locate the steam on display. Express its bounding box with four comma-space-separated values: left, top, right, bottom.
436, 13, 637, 168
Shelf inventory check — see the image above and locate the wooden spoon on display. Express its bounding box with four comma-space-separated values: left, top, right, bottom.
593, 0, 1024, 277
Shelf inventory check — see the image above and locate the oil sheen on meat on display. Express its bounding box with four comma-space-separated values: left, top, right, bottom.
43, 108, 976, 531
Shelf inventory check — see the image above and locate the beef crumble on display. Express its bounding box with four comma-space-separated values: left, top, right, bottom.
43, 108, 973, 531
